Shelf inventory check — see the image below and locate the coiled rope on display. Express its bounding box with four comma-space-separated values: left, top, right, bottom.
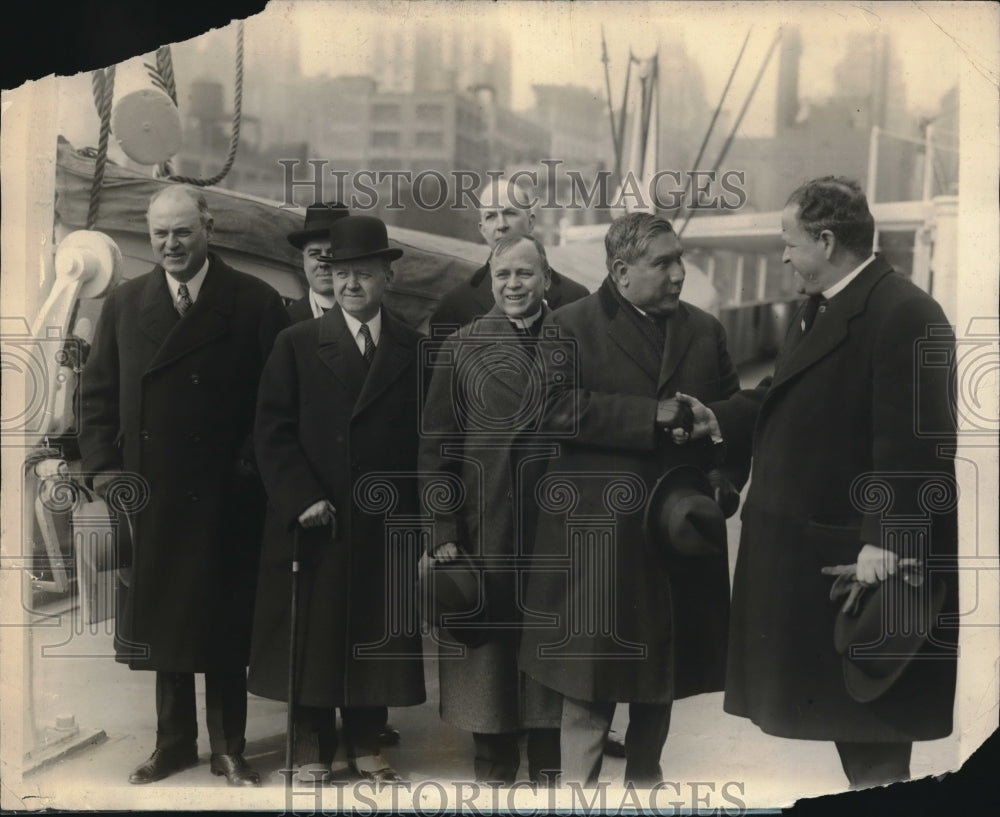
166, 19, 245, 186
86, 65, 116, 229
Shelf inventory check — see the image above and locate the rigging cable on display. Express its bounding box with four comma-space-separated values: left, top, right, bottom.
669, 27, 753, 219
679, 28, 782, 237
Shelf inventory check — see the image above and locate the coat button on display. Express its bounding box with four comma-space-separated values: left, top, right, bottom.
140, 430, 151, 440
190, 374, 200, 385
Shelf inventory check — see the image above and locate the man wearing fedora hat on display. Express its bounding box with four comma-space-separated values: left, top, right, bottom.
250, 215, 425, 785
285, 201, 350, 322
681, 177, 958, 788
518, 212, 746, 786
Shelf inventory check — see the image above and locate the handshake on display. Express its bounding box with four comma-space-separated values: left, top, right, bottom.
656, 392, 720, 444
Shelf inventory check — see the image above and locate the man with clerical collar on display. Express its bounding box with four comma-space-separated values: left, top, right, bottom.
518, 212, 746, 786
419, 233, 562, 785
251, 215, 425, 786
427, 177, 589, 336
80, 185, 290, 786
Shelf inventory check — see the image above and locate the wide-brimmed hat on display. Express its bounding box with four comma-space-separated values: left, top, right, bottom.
833, 571, 947, 703
320, 215, 403, 263
643, 464, 727, 558
420, 551, 489, 648
286, 202, 349, 249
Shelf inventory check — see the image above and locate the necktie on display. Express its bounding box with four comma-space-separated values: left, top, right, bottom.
359, 323, 375, 366
800, 295, 826, 334
176, 283, 193, 316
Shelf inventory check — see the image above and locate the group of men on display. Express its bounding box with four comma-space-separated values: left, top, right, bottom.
79, 174, 957, 791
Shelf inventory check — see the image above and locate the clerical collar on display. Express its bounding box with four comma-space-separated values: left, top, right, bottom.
823, 254, 876, 301
164, 258, 209, 303
508, 308, 544, 330
309, 289, 336, 318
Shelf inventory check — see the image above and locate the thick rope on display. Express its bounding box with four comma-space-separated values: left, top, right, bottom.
155, 46, 178, 106
87, 65, 116, 230
167, 20, 244, 187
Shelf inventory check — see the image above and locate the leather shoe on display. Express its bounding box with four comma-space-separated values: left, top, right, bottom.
603, 732, 627, 758
377, 725, 401, 746
210, 753, 261, 786
128, 745, 199, 784
350, 755, 404, 786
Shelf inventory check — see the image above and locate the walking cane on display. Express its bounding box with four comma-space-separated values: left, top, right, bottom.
284, 525, 301, 787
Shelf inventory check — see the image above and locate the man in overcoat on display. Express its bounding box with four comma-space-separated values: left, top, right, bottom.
283, 202, 400, 749
249, 215, 425, 785
689, 176, 958, 788
420, 234, 562, 785
79, 185, 290, 785
428, 178, 589, 336
518, 212, 746, 786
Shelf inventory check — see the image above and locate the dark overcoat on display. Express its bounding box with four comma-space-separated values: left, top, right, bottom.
286, 295, 314, 323
428, 262, 589, 336
518, 278, 744, 704
248, 306, 426, 708
420, 307, 561, 733
719, 257, 958, 741
79, 254, 289, 670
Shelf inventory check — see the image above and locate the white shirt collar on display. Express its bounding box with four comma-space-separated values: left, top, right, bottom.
308, 289, 337, 318
341, 307, 383, 346
823, 254, 876, 301
164, 258, 210, 304
508, 307, 544, 330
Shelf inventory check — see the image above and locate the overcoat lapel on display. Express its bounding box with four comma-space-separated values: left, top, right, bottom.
599, 279, 660, 386
316, 306, 367, 400
657, 303, 696, 395
145, 255, 234, 375
353, 311, 417, 418
770, 257, 893, 393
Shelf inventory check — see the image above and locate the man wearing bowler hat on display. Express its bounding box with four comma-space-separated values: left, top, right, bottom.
250, 215, 425, 784
518, 212, 747, 786
681, 177, 959, 787
286, 201, 350, 322
284, 203, 403, 749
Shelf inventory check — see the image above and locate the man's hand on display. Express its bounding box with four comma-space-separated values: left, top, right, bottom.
433, 542, 459, 563
706, 468, 740, 518
673, 392, 721, 443
298, 499, 337, 537
92, 471, 123, 501
855, 543, 898, 584
656, 397, 694, 437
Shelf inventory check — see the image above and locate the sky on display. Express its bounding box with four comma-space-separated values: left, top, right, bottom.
290, 0, 968, 136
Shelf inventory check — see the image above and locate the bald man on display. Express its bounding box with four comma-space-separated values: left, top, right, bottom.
428, 178, 589, 336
